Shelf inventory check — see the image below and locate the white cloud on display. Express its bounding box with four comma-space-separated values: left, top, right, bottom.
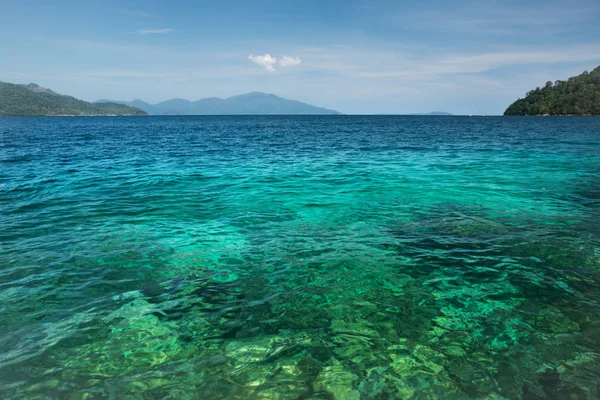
439, 48, 600, 74
138, 28, 174, 34
312, 45, 600, 79
248, 54, 277, 71
279, 55, 301, 68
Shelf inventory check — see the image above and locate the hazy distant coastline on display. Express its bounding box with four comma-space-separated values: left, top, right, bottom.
97, 92, 341, 115
0, 81, 342, 116
374, 111, 453, 116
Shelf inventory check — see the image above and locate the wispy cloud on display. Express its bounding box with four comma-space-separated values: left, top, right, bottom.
279, 56, 301, 68
352, 45, 600, 79
371, 1, 600, 37
440, 47, 600, 74
138, 28, 174, 35
248, 54, 277, 71
287, 42, 600, 84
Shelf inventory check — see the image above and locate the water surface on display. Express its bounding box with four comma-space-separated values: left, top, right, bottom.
1, 116, 599, 399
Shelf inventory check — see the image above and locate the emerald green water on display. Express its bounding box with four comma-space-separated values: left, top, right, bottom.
1, 116, 599, 399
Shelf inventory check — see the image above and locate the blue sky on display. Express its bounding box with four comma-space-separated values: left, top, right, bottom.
2, 0, 599, 114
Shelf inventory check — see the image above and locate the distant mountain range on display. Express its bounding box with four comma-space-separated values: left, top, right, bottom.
375, 111, 453, 116
418, 111, 453, 116
0, 81, 146, 116
97, 92, 342, 115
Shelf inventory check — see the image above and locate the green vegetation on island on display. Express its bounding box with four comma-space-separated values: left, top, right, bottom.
0, 81, 146, 116
504, 66, 600, 116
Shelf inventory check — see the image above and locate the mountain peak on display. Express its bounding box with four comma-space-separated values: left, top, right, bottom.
228, 92, 278, 100
23, 83, 52, 93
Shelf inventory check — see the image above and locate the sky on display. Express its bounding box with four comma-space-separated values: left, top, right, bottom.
1, 0, 599, 115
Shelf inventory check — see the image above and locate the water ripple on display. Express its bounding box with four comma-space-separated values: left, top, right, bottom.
0, 116, 599, 398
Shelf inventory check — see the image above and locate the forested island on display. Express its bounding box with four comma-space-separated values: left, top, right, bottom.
0, 82, 146, 116
504, 66, 600, 116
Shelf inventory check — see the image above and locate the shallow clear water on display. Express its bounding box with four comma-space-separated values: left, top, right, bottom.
1, 116, 600, 399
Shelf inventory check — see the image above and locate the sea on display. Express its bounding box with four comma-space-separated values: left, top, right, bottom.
1, 116, 599, 399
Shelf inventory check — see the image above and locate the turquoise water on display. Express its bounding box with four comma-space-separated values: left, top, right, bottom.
1, 116, 599, 399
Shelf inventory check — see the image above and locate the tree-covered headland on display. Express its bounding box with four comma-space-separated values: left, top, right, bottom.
504, 66, 600, 116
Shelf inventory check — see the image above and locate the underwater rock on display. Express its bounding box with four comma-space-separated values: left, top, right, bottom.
313, 363, 360, 400
253, 384, 310, 400
62, 297, 198, 380
390, 353, 420, 377
412, 345, 446, 375
384, 342, 466, 398
332, 335, 387, 370
297, 357, 324, 382
104, 295, 165, 322
224, 338, 274, 363
558, 351, 597, 373
440, 344, 466, 357
357, 367, 388, 397
537, 351, 600, 399
534, 308, 580, 334
308, 344, 334, 363
252, 358, 312, 399
389, 344, 446, 377
433, 315, 468, 331
223, 334, 313, 389
446, 358, 498, 396
330, 318, 380, 338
